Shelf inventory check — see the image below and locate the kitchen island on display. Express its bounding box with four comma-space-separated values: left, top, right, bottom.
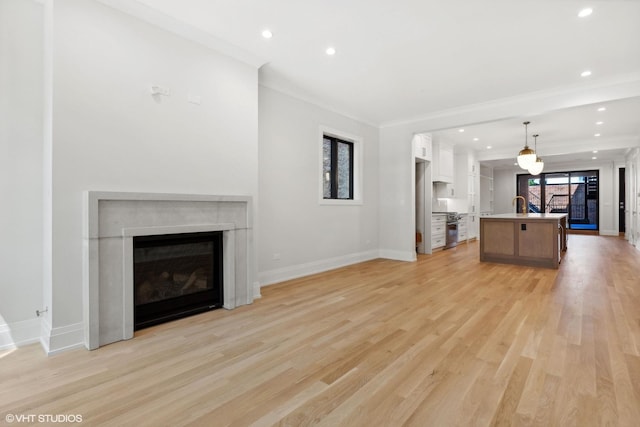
480, 213, 567, 269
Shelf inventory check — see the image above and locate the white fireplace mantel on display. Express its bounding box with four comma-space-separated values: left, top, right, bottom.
83, 191, 255, 350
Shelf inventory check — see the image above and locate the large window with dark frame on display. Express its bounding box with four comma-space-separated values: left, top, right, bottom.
517, 170, 599, 230
323, 135, 354, 200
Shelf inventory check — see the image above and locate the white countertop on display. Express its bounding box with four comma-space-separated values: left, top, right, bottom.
432, 212, 467, 215
481, 213, 568, 219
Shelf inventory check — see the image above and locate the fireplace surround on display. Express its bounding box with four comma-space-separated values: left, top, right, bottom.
83, 192, 255, 350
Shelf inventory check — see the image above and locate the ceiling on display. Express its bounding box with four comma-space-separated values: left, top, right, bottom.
111, 0, 640, 168
435, 96, 640, 169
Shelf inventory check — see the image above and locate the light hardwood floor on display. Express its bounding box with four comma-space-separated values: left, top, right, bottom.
2, 235, 640, 426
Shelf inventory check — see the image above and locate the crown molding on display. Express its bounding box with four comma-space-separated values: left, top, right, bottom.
258, 81, 380, 129
96, 0, 266, 68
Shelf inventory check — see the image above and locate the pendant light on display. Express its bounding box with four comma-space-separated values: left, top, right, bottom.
528, 134, 544, 175
517, 121, 536, 169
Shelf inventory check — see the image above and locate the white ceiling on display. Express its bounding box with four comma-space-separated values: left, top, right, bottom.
112, 0, 640, 167
436, 96, 640, 169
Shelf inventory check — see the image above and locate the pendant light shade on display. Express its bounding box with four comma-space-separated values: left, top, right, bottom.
527, 134, 544, 175
528, 158, 544, 175
517, 121, 537, 169
518, 148, 537, 169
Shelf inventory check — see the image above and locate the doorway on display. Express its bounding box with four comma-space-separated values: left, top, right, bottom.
415, 159, 433, 254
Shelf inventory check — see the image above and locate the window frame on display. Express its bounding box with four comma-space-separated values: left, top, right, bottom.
516, 169, 599, 230
323, 135, 354, 200
319, 126, 363, 205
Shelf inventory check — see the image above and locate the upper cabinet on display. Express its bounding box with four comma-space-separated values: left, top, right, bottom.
413, 133, 432, 162
433, 141, 454, 183
435, 181, 455, 198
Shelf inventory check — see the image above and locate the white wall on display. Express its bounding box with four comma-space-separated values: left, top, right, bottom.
0, 0, 44, 349
258, 86, 380, 284
379, 125, 416, 261
44, 0, 259, 352
493, 168, 516, 214
598, 162, 619, 235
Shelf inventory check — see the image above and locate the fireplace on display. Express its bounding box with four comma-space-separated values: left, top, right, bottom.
84, 192, 257, 350
134, 231, 223, 329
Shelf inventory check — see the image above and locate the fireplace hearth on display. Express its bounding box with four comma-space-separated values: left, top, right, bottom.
134, 231, 223, 329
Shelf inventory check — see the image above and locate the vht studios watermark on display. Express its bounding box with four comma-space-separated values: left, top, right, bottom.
5, 413, 83, 423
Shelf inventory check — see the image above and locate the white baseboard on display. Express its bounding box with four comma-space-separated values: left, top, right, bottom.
40, 318, 85, 355
0, 318, 41, 351
253, 281, 262, 299
259, 250, 380, 287
599, 230, 619, 237
378, 249, 416, 262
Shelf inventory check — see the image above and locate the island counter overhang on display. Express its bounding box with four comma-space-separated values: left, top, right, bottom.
479, 213, 568, 269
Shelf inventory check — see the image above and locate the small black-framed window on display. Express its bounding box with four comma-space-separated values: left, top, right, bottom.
323, 135, 354, 200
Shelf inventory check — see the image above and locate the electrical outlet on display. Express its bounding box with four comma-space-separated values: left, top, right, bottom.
272, 253, 281, 260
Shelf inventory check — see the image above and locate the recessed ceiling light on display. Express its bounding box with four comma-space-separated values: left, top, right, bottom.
326, 47, 336, 55
473, 137, 479, 141
486, 145, 492, 150
261, 29, 273, 39
514, 162, 518, 166
581, 70, 592, 77
592, 156, 597, 160
594, 133, 601, 137
458, 129, 465, 133
592, 150, 598, 153
578, 8, 593, 18
596, 121, 603, 125
597, 107, 606, 112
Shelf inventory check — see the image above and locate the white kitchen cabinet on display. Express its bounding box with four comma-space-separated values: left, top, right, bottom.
480, 165, 494, 215
435, 182, 455, 198
432, 141, 454, 183
413, 133, 432, 161
458, 214, 468, 242
450, 150, 479, 240
431, 214, 447, 249
468, 160, 480, 240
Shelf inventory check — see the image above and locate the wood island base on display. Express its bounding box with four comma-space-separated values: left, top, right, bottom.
480, 213, 567, 269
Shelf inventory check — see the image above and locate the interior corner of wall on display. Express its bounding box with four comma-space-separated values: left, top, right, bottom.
40, 320, 84, 356
39, 316, 52, 354
253, 281, 262, 299
378, 249, 416, 262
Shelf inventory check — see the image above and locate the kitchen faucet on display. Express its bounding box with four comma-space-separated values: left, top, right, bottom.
512, 196, 526, 213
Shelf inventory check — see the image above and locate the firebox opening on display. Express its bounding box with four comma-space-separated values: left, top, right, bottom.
133, 231, 223, 330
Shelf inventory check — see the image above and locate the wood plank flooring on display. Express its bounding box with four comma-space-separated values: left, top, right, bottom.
2, 235, 640, 426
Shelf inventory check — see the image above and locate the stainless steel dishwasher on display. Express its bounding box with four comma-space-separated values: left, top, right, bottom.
445, 212, 459, 249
